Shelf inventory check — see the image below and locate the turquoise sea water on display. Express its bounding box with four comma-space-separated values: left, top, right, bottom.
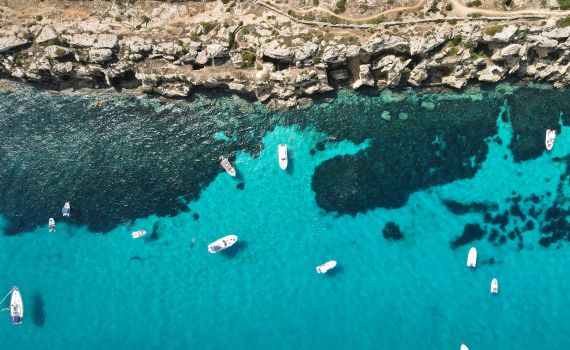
2, 83, 570, 349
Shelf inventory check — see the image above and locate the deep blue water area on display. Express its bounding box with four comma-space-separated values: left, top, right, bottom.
2, 83, 570, 349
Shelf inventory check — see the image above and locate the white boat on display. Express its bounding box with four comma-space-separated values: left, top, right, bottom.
491, 278, 499, 294
466, 247, 477, 268
460, 344, 469, 350
48, 218, 55, 232
316, 260, 337, 274
545, 129, 556, 150
131, 230, 147, 239
208, 235, 238, 253
10, 286, 23, 325
62, 202, 70, 217
219, 156, 236, 177
278, 144, 288, 170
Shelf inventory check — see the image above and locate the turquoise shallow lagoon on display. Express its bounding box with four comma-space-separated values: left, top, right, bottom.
1, 84, 570, 349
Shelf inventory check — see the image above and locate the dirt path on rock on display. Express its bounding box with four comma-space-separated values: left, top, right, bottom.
268, 0, 426, 22
448, 0, 570, 17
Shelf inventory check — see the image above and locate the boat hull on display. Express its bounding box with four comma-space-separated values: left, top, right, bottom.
316, 260, 337, 273
62, 202, 70, 217
466, 247, 477, 267
10, 287, 23, 325
545, 129, 556, 150
220, 156, 236, 177
208, 235, 238, 253
491, 278, 499, 294
278, 144, 288, 170
132, 230, 147, 239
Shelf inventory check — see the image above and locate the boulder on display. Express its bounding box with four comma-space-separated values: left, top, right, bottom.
36, 25, 58, 44
527, 35, 559, 48
372, 55, 396, 71
362, 35, 409, 55
180, 49, 199, 64
322, 45, 348, 64
28, 56, 51, 74
66, 33, 118, 49
410, 28, 449, 56
206, 44, 228, 59
386, 58, 411, 86
122, 36, 153, 54
294, 43, 319, 65
442, 75, 467, 89
44, 45, 73, 59
52, 62, 74, 76
543, 27, 570, 40
490, 25, 517, 43
0, 36, 29, 53
261, 41, 294, 63
157, 83, 191, 97
408, 62, 428, 86
353, 64, 374, 88
195, 50, 210, 65
478, 65, 504, 82
499, 44, 522, 58
154, 42, 184, 57
88, 48, 114, 63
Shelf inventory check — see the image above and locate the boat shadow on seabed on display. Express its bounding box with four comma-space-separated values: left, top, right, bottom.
324, 264, 343, 277
31, 291, 45, 327
220, 240, 248, 258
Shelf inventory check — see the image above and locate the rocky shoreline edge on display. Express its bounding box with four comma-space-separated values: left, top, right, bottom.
2, 2, 570, 108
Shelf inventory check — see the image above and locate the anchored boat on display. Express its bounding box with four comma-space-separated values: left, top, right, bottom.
491, 278, 499, 294
545, 129, 557, 150
466, 247, 477, 268
278, 144, 288, 170
219, 156, 236, 177
48, 218, 56, 232
208, 235, 238, 253
131, 230, 147, 239
460, 344, 469, 350
10, 286, 23, 325
62, 202, 70, 217
316, 260, 337, 274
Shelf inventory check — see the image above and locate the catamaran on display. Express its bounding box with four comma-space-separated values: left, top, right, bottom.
545, 129, 557, 150
316, 260, 337, 274
491, 278, 499, 294
208, 235, 238, 253
278, 144, 288, 170
48, 218, 56, 232
131, 230, 147, 239
219, 156, 236, 177
62, 202, 70, 217
466, 247, 477, 268
10, 286, 23, 325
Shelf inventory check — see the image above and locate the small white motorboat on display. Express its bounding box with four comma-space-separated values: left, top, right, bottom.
62, 202, 70, 217
278, 144, 288, 170
131, 230, 147, 239
316, 260, 337, 274
466, 247, 477, 268
460, 344, 469, 350
10, 286, 23, 325
48, 218, 56, 232
491, 278, 499, 294
545, 129, 557, 150
219, 156, 236, 177
208, 235, 238, 253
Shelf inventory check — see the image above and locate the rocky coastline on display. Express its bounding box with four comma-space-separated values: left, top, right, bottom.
2, 1, 570, 107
